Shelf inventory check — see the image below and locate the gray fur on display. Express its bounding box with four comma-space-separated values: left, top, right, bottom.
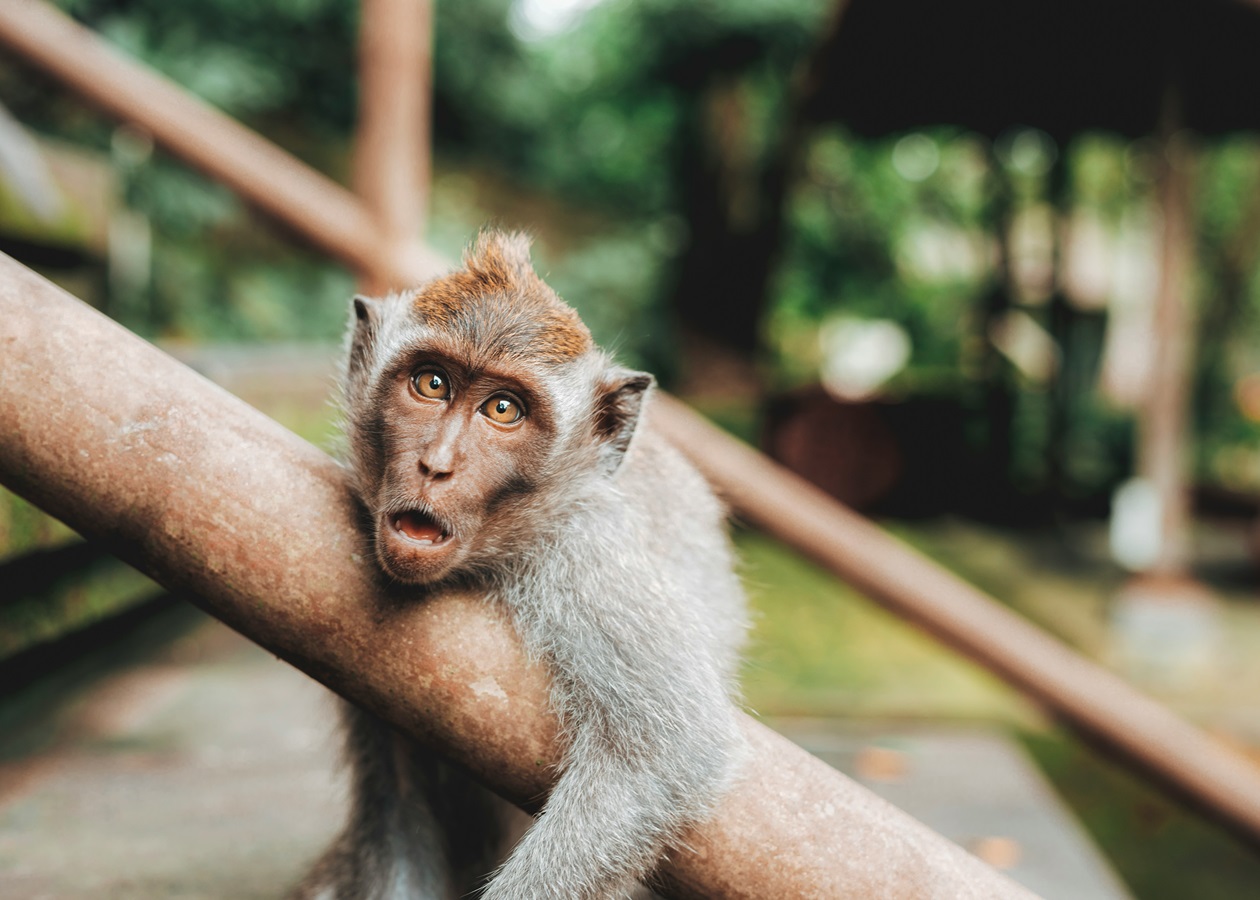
293, 233, 748, 900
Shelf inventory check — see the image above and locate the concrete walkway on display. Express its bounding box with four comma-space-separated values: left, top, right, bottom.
0, 615, 341, 899
0, 611, 1129, 899
774, 720, 1131, 900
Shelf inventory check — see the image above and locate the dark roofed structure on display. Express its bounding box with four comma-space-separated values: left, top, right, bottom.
810, 0, 1260, 140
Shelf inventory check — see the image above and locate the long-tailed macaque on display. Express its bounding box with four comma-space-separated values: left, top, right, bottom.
292, 231, 748, 900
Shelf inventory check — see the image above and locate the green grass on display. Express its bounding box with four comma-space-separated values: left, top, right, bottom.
0, 490, 77, 558
1023, 729, 1260, 900
737, 529, 1038, 725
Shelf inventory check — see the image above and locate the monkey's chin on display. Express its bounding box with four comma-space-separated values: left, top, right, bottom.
376, 511, 463, 585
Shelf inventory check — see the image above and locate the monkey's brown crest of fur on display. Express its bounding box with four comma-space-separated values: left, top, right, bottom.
410, 230, 593, 363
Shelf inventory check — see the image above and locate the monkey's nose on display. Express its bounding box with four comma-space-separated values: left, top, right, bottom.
418, 458, 453, 481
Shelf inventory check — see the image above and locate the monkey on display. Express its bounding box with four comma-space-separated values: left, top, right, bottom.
291, 230, 748, 900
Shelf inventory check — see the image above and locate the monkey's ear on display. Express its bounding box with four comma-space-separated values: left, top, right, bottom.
348, 294, 383, 377
352, 293, 380, 326
593, 368, 654, 473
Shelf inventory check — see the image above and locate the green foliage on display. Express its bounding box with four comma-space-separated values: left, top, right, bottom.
128, 163, 240, 240
4, 0, 1259, 500
59, 0, 358, 131
433, 0, 535, 156
0, 2, 364, 342
1071, 133, 1147, 222
535, 227, 678, 372
435, 0, 826, 212
3, 0, 828, 355
768, 128, 989, 392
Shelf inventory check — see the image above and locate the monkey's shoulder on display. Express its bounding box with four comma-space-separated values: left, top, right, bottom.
615, 411, 728, 526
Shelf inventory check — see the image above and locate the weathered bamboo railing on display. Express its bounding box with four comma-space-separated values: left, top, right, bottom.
0, 256, 1037, 898
1, 0, 1259, 870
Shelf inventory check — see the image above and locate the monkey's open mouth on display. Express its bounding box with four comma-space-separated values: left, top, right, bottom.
392, 510, 451, 545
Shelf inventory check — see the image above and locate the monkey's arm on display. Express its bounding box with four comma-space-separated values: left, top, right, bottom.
482, 650, 741, 900
482, 505, 744, 900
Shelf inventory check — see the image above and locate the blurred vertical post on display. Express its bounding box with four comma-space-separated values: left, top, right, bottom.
1113, 86, 1217, 684
353, 0, 433, 294
1140, 119, 1194, 580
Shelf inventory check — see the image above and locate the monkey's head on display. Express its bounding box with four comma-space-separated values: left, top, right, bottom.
342, 230, 654, 585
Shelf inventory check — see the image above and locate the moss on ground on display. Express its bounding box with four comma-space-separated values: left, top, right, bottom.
1022, 728, 1260, 900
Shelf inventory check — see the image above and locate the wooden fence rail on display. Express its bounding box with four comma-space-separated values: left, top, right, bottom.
0, 256, 1038, 898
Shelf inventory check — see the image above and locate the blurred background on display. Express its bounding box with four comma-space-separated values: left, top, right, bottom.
4, 0, 1260, 897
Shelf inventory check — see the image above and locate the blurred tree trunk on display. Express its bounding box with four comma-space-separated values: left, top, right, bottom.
1138, 99, 1196, 579
670, 77, 768, 359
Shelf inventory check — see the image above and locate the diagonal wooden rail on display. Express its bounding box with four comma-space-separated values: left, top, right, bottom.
1, 0, 1258, 865
0, 255, 1037, 898
0, 0, 444, 288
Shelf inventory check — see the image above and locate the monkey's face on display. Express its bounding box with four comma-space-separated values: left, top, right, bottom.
365, 349, 561, 585
344, 231, 650, 586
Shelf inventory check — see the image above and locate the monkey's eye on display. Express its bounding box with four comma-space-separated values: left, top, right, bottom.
481, 395, 524, 424
411, 369, 449, 400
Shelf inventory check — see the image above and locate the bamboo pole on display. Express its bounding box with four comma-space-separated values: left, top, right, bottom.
353, 0, 433, 294
0, 256, 1037, 899
1, 0, 1259, 852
